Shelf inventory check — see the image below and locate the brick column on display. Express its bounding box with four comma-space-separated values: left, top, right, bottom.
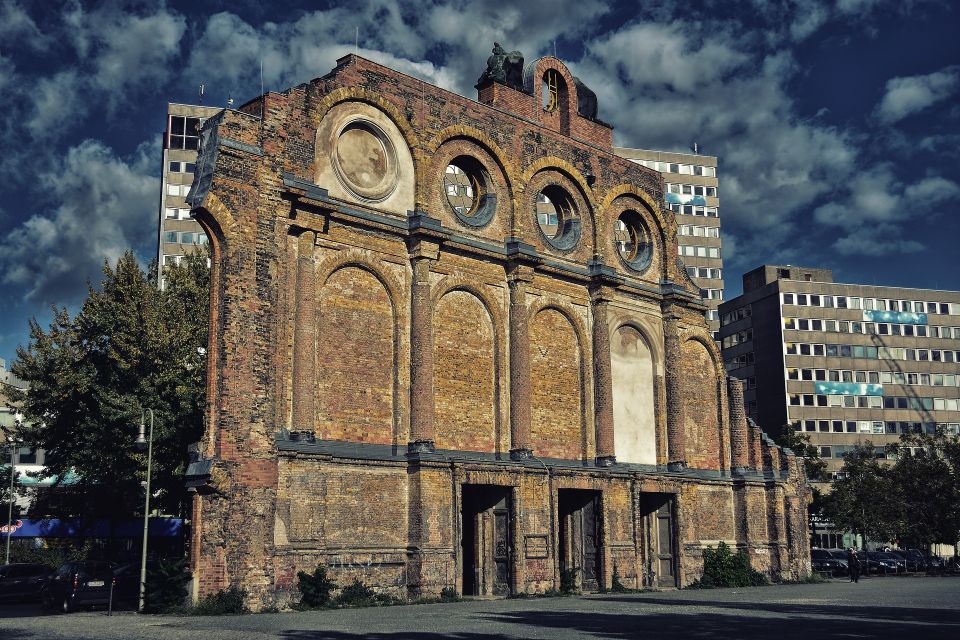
291, 230, 316, 432
508, 265, 534, 460
408, 247, 437, 453
663, 313, 686, 470
728, 377, 751, 475
592, 293, 615, 466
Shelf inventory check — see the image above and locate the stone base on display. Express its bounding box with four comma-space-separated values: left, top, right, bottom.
407, 439, 436, 454
510, 447, 534, 461
595, 455, 616, 467
667, 460, 687, 472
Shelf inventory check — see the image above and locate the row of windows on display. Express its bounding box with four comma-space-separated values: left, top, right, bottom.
788, 368, 959, 387
164, 207, 192, 220
784, 317, 960, 339
789, 393, 960, 411
666, 183, 718, 198
687, 266, 722, 280
168, 161, 196, 174
163, 231, 208, 245
678, 245, 722, 259
701, 288, 724, 301
795, 420, 960, 437
783, 292, 957, 315
786, 342, 959, 363
721, 305, 752, 326
166, 183, 192, 197
678, 224, 720, 238
667, 203, 719, 217
722, 329, 752, 349
631, 158, 717, 177
727, 352, 754, 369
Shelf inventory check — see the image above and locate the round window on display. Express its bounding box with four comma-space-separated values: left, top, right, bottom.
614, 211, 653, 272
535, 185, 580, 251
332, 120, 398, 201
443, 156, 495, 227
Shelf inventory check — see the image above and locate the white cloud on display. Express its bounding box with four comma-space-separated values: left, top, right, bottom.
0, 0, 50, 50
25, 71, 86, 140
0, 139, 159, 304
874, 66, 960, 124
833, 224, 925, 256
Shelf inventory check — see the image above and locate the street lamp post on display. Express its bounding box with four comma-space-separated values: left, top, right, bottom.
134, 408, 154, 613
5, 411, 23, 565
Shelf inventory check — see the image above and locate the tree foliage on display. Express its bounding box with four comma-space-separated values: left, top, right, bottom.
823, 433, 960, 549
775, 423, 827, 482
10, 250, 209, 520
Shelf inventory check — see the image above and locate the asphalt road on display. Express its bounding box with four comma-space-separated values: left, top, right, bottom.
1, 577, 958, 639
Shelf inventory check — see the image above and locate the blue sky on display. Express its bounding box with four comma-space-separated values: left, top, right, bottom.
1, 0, 959, 363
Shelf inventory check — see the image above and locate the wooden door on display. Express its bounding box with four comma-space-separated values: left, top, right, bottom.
655, 500, 676, 587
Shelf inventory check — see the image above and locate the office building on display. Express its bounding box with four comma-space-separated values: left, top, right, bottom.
156, 103, 221, 287
719, 265, 960, 480
614, 147, 723, 337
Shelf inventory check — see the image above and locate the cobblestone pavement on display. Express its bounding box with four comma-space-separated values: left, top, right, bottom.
1, 577, 958, 639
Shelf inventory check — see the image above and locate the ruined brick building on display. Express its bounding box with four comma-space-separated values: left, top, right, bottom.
184, 49, 811, 608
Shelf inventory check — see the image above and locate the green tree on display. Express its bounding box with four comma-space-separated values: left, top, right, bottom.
10, 250, 209, 521
775, 423, 827, 482
887, 428, 960, 551
822, 443, 897, 548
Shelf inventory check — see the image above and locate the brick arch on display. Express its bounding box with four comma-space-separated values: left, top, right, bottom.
315, 253, 404, 444
426, 125, 520, 196
682, 331, 724, 375
431, 277, 506, 343
310, 87, 421, 157
526, 300, 589, 460
521, 156, 598, 212
599, 185, 675, 243
680, 336, 723, 471
432, 286, 501, 453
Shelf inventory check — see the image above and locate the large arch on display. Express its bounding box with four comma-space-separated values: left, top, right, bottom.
529, 305, 586, 460
681, 337, 721, 470
316, 264, 397, 445
611, 323, 657, 464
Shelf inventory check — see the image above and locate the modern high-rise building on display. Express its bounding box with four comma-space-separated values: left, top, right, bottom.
718, 265, 960, 481
156, 103, 221, 287
614, 147, 723, 337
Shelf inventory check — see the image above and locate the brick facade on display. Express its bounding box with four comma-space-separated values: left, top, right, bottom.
186, 53, 810, 609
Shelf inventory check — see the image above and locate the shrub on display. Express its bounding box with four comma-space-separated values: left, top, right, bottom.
439, 587, 459, 603
144, 558, 191, 613
334, 579, 400, 607
559, 567, 579, 594
192, 586, 248, 615
688, 542, 768, 589
611, 564, 628, 593
297, 566, 337, 609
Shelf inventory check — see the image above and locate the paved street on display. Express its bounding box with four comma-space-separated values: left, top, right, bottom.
1, 577, 958, 639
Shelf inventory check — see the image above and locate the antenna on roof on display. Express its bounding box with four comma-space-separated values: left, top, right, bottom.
355, 26, 359, 54
227, 95, 234, 108
198, 84, 204, 105
691, 142, 700, 154
552, 39, 557, 58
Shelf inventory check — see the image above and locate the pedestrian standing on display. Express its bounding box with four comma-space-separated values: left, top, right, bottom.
848, 547, 860, 583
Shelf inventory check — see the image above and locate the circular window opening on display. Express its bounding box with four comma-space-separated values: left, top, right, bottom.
536, 185, 580, 250
614, 211, 653, 272
443, 156, 495, 228
332, 119, 398, 201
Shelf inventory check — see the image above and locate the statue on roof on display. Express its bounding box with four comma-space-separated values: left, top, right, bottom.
477, 42, 524, 90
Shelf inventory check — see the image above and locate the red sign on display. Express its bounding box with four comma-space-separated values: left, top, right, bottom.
0, 520, 23, 533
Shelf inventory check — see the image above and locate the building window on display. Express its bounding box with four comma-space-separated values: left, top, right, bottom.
169, 115, 202, 150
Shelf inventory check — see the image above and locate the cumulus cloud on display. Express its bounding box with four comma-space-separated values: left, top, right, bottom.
0, 139, 159, 304
833, 224, 925, 256
0, 0, 50, 50
874, 66, 960, 124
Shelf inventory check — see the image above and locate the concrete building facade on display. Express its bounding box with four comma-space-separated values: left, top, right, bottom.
719, 265, 960, 481
183, 52, 809, 609
156, 103, 222, 287
614, 148, 722, 337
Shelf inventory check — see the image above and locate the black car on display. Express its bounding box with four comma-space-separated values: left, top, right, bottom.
811, 549, 845, 576
864, 551, 900, 575
887, 550, 923, 572
0, 563, 53, 601
41, 561, 115, 613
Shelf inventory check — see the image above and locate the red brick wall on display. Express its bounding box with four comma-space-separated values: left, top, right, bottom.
529, 308, 584, 459
681, 339, 721, 470
317, 266, 395, 444
433, 290, 497, 452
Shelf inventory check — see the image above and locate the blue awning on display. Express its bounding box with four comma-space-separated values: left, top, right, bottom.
8, 518, 183, 538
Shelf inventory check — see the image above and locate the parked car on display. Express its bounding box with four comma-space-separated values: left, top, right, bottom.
40, 561, 115, 613
864, 551, 900, 575
811, 549, 846, 576
887, 550, 923, 572
0, 563, 53, 601
826, 549, 850, 575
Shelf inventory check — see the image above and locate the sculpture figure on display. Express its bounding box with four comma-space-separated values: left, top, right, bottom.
477, 42, 524, 90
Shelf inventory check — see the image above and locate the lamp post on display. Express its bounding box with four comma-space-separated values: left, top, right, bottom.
5, 411, 23, 565
134, 408, 154, 613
